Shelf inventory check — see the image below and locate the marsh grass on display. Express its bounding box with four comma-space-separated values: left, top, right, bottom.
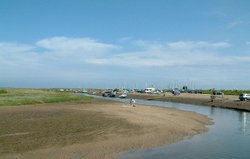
0, 88, 93, 106
0, 89, 8, 94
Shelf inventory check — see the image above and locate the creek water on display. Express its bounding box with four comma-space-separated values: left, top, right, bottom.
85, 95, 250, 159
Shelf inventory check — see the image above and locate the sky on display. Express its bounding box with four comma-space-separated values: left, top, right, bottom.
1, 0, 250, 89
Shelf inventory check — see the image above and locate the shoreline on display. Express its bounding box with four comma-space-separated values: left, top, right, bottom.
0, 99, 212, 159
124, 93, 250, 112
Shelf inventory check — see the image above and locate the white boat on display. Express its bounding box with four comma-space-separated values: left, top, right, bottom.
119, 93, 127, 98
145, 87, 156, 93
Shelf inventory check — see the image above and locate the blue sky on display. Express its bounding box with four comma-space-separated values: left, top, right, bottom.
1, 0, 250, 89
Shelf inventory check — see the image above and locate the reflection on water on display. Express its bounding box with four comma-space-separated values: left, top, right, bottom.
210, 106, 216, 116
83, 94, 250, 159
239, 112, 250, 135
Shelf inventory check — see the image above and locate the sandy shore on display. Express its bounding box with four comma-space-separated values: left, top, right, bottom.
125, 93, 250, 112
0, 99, 212, 159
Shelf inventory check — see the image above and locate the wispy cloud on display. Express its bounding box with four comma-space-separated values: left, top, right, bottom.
36, 37, 117, 52
227, 20, 244, 29
1, 38, 249, 68
166, 41, 230, 50
209, 9, 227, 18
1, 37, 250, 88
35, 37, 119, 64
86, 40, 240, 67
0, 42, 38, 66
0, 42, 34, 53
0, 37, 119, 78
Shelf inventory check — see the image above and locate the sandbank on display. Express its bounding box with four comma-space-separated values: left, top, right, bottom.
0, 99, 212, 159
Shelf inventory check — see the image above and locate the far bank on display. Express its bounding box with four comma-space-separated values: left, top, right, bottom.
124, 93, 250, 112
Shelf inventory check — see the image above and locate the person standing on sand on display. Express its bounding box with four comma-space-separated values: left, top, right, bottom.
130, 99, 136, 107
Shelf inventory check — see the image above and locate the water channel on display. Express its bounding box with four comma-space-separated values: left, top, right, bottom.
86, 95, 250, 159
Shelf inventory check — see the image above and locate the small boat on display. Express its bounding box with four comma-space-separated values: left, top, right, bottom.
119, 93, 127, 98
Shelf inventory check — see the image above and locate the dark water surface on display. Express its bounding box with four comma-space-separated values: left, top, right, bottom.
85, 95, 250, 159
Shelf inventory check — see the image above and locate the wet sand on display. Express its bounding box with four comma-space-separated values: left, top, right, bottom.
126, 93, 250, 112
0, 99, 212, 159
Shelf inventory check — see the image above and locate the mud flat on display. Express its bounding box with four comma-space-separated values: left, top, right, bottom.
0, 99, 212, 159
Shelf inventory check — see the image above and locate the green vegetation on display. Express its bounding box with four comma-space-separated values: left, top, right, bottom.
202, 89, 250, 95
0, 88, 93, 106
0, 89, 8, 94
